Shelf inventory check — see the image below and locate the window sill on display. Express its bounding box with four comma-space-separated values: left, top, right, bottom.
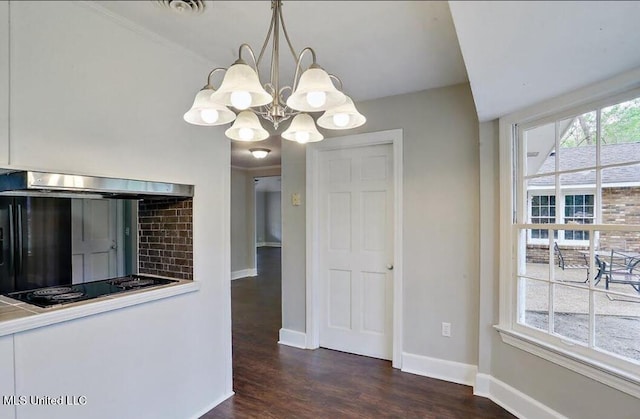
495, 325, 640, 399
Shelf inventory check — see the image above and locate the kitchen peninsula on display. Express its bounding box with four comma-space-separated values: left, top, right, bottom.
0, 2, 232, 418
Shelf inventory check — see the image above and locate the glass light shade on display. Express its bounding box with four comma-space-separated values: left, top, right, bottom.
281, 113, 323, 143
317, 96, 366, 130
210, 62, 273, 109
183, 88, 237, 126
250, 148, 270, 159
225, 111, 270, 142
286, 67, 346, 112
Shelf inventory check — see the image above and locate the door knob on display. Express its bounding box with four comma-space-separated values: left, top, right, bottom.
386, 264, 394, 270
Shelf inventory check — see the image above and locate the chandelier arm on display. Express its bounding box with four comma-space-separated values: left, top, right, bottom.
328, 74, 344, 91
238, 43, 260, 73
291, 47, 318, 92
278, 85, 292, 103
277, 3, 298, 61
256, 2, 277, 68
206, 67, 228, 89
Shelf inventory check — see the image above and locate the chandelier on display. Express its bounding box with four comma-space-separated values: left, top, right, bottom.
183, 0, 366, 143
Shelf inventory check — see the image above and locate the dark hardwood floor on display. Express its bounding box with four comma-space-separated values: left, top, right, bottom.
202, 247, 514, 418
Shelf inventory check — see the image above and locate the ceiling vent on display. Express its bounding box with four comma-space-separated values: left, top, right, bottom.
155, 0, 206, 15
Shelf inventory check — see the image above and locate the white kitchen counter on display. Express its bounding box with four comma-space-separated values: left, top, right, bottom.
0, 280, 199, 337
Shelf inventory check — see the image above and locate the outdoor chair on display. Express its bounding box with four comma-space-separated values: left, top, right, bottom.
554, 242, 590, 282
605, 249, 640, 293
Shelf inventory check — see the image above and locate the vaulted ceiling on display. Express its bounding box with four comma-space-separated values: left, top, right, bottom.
92, 1, 640, 168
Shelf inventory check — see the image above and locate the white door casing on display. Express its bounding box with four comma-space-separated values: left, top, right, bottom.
307, 129, 403, 368
71, 199, 118, 283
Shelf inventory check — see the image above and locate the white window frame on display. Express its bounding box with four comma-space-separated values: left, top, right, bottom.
498, 68, 640, 399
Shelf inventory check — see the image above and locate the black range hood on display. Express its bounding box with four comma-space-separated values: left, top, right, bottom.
0, 171, 194, 199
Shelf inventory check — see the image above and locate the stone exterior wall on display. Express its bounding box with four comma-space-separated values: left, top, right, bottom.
599, 186, 640, 253
526, 186, 640, 263
138, 198, 193, 280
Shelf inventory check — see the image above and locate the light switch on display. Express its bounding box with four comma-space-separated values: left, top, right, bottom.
292, 193, 301, 206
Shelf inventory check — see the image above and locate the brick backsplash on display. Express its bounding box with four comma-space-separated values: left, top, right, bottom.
138, 198, 193, 280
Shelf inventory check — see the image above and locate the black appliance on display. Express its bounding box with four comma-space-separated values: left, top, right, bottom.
0, 197, 72, 293
5, 275, 177, 308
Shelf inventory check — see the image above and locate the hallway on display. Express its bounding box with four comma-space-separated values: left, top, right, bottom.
203, 247, 513, 418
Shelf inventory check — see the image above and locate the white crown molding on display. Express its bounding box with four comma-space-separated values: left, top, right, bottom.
75, 1, 211, 66
231, 164, 282, 172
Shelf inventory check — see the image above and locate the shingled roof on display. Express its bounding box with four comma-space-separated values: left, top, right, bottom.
529, 142, 640, 187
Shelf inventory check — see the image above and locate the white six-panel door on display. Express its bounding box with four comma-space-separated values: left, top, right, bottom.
71, 199, 118, 284
319, 143, 394, 360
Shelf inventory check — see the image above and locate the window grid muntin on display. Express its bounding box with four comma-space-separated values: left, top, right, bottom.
516, 92, 640, 369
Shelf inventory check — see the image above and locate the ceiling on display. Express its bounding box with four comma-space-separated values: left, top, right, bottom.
92, 0, 468, 168
449, 1, 640, 122
92, 1, 640, 167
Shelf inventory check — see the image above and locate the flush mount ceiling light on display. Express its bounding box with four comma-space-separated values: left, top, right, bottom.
183, 0, 366, 142
250, 148, 271, 159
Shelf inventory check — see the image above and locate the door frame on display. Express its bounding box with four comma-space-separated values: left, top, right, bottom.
306, 129, 403, 368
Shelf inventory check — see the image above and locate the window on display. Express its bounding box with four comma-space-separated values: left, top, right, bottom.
499, 85, 640, 397
564, 193, 594, 240
529, 193, 594, 243
530, 195, 555, 239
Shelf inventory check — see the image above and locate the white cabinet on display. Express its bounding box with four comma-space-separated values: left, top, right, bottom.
0, 335, 16, 419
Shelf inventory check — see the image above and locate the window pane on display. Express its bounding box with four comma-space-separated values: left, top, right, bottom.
523, 233, 551, 281
525, 123, 556, 176
553, 284, 590, 345
529, 193, 557, 232
595, 240, 640, 299
602, 164, 640, 226
558, 112, 597, 172
553, 235, 590, 287
595, 289, 640, 362
519, 277, 549, 332
560, 170, 596, 190
601, 97, 640, 167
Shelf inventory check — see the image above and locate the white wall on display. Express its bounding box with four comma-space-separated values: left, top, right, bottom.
231, 168, 251, 273
264, 191, 281, 244
0, 1, 7, 165
282, 84, 480, 365
480, 120, 640, 418
255, 191, 266, 244
230, 167, 281, 275
282, 141, 308, 332
3, 2, 231, 417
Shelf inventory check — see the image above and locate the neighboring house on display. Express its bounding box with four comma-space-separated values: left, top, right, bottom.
527, 141, 640, 262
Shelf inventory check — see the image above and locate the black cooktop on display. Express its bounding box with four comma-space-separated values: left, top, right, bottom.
5, 275, 178, 308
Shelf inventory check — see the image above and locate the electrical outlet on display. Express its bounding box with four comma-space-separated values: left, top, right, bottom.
292, 193, 301, 206
442, 322, 451, 337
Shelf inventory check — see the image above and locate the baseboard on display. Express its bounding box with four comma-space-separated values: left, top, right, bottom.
231, 268, 257, 280
474, 374, 566, 419
401, 352, 477, 386
189, 391, 234, 419
278, 328, 307, 349
257, 242, 282, 248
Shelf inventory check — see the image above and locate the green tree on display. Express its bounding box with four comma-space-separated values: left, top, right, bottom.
560, 97, 640, 147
